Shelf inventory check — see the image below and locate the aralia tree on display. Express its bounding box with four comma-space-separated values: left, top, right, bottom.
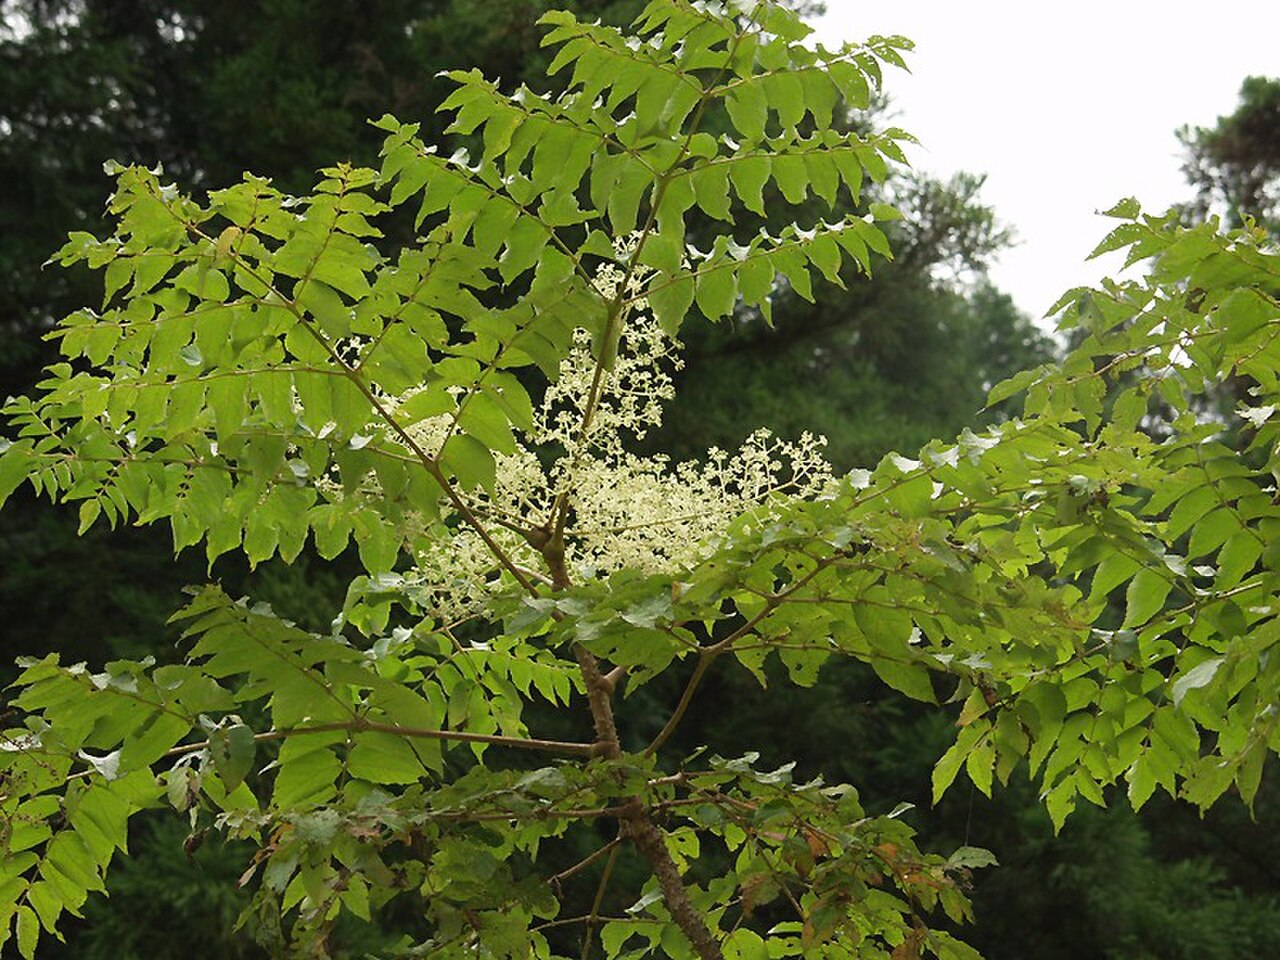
1, 2, 1279, 958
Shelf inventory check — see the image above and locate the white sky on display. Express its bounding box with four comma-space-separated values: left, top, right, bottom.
813, 0, 1280, 319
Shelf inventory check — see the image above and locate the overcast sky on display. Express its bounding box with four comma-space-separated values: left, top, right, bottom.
812, 1, 1280, 319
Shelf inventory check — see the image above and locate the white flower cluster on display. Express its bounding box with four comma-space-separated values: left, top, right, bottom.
319, 234, 835, 620
401, 521, 527, 622
569, 430, 833, 575
537, 314, 679, 464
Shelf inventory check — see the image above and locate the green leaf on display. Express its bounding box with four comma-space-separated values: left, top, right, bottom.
690, 165, 731, 221
733, 255, 774, 323
210, 723, 257, 791
1171, 656, 1223, 708
498, 217, 551, 283
946, 846, 998, 870
723, 928, 768, 960
763, 70, 805, 130
25, 882, 62, 936
770, 154, 807, 204
729, 155, 770, 215
778, 645, 826, 686
296, 279, 352, 339
650, 272, 695, 336
352, 510, 401, 574
933, 723, 986, 804
76, 498, 101, 535
347, 732, 426, 785
726, 81, 768, 143
1188, 509, 1240, 558
273, 732, 343, 809
1089, 553, 1142, 605
458, 391, 517, 455
828, 60, 869, 109
1122, 567, 1173, 628
1215, 531, 1262, 588
607, 165, 653, 235
1126, 751, 1158, 810
870, 659, 936, 703
1101, 196, 1141, 218
966, 736, 995, 796
694, 267, 737, 322
67, 784, 131, 859
440, 433, 496, 492
15, 905, 37, 960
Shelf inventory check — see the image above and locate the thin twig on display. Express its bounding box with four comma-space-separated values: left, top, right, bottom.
581, 843, 621, 960
551, 835, 624, 887
708, 551, 848, 655
159, 718, 598, 760
644, 651, 712, 757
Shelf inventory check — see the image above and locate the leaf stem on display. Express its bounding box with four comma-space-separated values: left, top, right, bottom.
159, 718, 598, 760
550, 835, 624, 887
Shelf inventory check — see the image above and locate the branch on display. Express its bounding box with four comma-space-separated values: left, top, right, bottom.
556, 21, 775, 960
640, 550, 855, 758
550, 835, 624, 887
573, 644, 623, 758
581, 842, 620, 960
644, 650, 712, 757
708, 550, 849, 655
159, 718, 598, 761
625, 809, 720, 960
426, 797, 706, 825
545, 0, 735, 544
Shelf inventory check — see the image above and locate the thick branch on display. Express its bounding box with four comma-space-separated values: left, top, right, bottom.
544, 14, 775, 958
626, 808, 721, 960
571, 641, 721, 960
573, 644, 622, 758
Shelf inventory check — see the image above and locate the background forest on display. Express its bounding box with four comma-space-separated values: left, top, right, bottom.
1, 1, 1278, 957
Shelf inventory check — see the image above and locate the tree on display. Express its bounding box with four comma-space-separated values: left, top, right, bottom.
0, 13, 1048, 952
0, 0, 1034, 676
3, 3, 1278, 958
1178, 75, 1280, 233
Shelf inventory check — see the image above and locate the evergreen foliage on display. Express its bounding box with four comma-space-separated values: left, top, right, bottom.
1178, 75, 1280, 232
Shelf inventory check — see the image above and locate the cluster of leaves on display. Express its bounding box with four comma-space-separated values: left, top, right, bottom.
2, 1, 1279, 958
